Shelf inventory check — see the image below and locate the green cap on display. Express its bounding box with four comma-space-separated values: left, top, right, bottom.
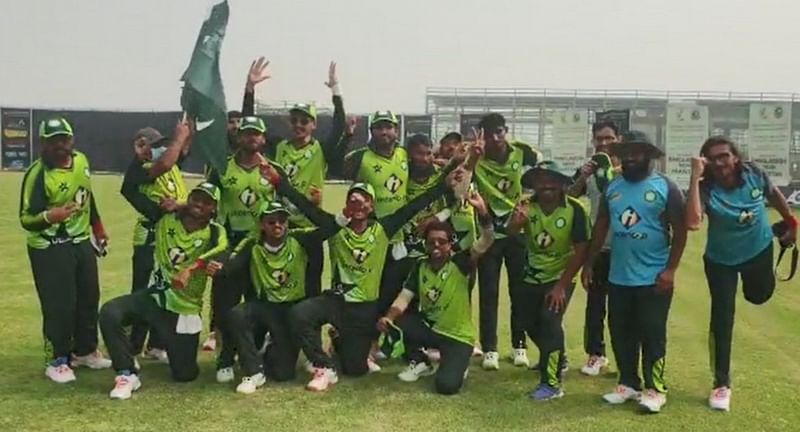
258, 201, 291, 218
289, 103, 318, 121
524, 160, 574, 186
191, 182, 221, 203
348, 182, 376, 201
39, 118, 74, 139
369, 110, 399, 127
238, 116, 267, 134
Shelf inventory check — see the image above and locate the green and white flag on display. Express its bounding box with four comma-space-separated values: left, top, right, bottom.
180, 0, 229, 175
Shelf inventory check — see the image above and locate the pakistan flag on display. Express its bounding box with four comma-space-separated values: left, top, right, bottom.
180, 0, 230, 175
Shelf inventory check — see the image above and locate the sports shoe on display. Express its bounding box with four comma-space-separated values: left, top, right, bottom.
307, 368, 338, 392
425, 348, 441, 363
367, 357, 382, 373
45, 358, 76, 384
529, 383, 564, 401
639, 389, 667, 413
216, 367, 235, 383
512, 348, 530, 367
143, 348, 169, 364
482, 351, 500, 371
580, 355, 608, 376
709, 387, 731, 412
202, 333, 216, 352
109, 373, 141, 400
236, 373, 266, 395
603, 385, 640, 404
398, 361, 435, 383
72, 351, 112, 369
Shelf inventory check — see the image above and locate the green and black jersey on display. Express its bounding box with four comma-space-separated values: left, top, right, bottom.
403, 169, 448, 257
19, 151, 100, 249
404, 251, 476, 346
520, 196, 590, 285
280, 175, 451, 303
121, 159, 188, 247
473, 141, 540, 238
207, 157, 277, 238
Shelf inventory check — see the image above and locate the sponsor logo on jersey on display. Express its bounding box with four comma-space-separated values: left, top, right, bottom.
352, 248, 369, 264
426, 288, 441, 303
272, 269, 289, 285
74, 187, 89, 207
496, 177, 512, 193
620, 206, 641, 229
385, 174, 403, 194
535, 231, 554, 248
738, 209, 755, 224
167, 247, 187, 266
239, 187, 258, 207
285, 163, 299, 178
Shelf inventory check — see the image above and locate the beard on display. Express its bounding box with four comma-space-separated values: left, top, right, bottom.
621, 159, 652, 182
409, 163, 435, 179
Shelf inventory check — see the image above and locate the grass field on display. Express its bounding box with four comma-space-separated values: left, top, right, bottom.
0, 171, 798, 432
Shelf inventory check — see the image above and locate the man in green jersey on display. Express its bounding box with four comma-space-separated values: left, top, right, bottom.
20, 117, 112, 384
99, 183, 228, 400
207, 116, 277, 382
471, 113, 540, 370
222, 196, 340, 394
508, 161, 591, 400
241, 59, 347, 299
378, 193, 493, 395
120, 121, 192, 362
260, 163, 459, 392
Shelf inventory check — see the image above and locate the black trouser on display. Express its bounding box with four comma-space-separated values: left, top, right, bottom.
608, 284, 672, 392
584, 250, 610, 357
289, 294, 378, 377
212, 231, 251, 369
378, 252, 414, 315
477, 235, 527, 352
129, 243, 165, 354
99, 292, 200, 382
28, 240, 100, 362
518, 281, 575, 387
229, 299, 300, 381
304, 235, 324, 299
704, 244, 774, 388
396, 312, 473, 395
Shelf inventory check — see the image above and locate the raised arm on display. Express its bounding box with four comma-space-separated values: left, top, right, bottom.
242, 57, 270, 116
686, 156, 706, 231
380, 178, 451, 238
276, 179, 341, 241
145, 120, 191, 180
321, 62, 347, 167
120, 160, 165, 222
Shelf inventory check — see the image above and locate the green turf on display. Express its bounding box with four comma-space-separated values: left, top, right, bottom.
0, 171, 798, 431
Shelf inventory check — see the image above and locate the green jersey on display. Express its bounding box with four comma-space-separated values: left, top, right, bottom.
404, 252, 476, 346
346, 146, 409, 218
128, 163, 188, 247
149, 213, 228, 315
19, 152, 97, 249
208, 156, 276, 236
474, 141, 539, 238
450, 184, 478, 253
521, 196, 590, 284
403, 170, 447, 257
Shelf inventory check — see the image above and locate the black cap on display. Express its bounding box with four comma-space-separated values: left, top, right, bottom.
478, 113, 506, 130
617, 130, 664, 157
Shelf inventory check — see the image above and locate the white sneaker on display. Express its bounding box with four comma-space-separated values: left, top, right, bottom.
367, 357, 382, 373
580, 355, 609, 376
482, 351, 500, 371
236, 373, 266, 395
398, 361, 435, 383
45, 362, 77, 384
216, 367, 235, 383
512, 348, 530, 367
72, 351, 112, 369
109, 374, 141, 400
307, 368, 338, 392
202, 333, 216, 352
639, 389, 667, 413
143, 348, 169, 364
709, 387, 731, 412
603, 385, 640, 404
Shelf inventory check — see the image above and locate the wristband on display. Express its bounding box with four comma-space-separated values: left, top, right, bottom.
194, 259, 207, 270
787, 215, 799, 230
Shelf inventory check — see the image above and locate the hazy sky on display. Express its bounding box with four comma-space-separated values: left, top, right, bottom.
1, 0, 798, 114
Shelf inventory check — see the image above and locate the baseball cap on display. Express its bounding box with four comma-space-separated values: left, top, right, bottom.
289, 103, 318, 121
190, 182, 221, 203
238, 116, 267, 134
348, 182, 376, 201
369, 111, 399, 127
39, 118, 74, 139
258, 201, 291, 218
134, 127, 168, 147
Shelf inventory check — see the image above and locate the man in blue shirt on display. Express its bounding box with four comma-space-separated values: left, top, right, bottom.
582, 130, 687, 414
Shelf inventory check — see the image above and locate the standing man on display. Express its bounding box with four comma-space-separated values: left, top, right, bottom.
242, 58, 347, 298
582, 130, 687, 414
100, 183, 228, 400
207, 116, 276, 383
471, 113, 540, 370
120, 121, 192, 363
567, 121, 621, 376
508, 161, 591, 400
19, 117, 111, 383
